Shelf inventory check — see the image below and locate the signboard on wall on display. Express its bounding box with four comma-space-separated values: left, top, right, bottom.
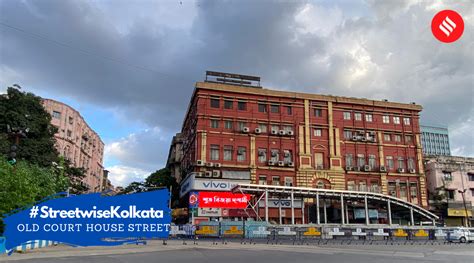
199, 192, 251, 208
198, 208, 222, 217
258, 199, 303, 208
354, 209, 379, 219
179, 173, 250, 197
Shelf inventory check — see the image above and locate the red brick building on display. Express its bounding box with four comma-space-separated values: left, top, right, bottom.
176, 72, 427, 223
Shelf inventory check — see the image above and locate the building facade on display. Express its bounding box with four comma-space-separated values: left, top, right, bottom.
420, 125, 451, 156
425, 155, 474, 226
167, 133, 184, 182
42, 99, 105, 192
176, 73, 428, 223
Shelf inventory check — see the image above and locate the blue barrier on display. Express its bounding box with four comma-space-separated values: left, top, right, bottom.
0, 237, 5, 254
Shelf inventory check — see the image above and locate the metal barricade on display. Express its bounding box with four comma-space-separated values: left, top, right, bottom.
244, 222, 271, 244
274, 226, 298, 245
298, 226, 322, 245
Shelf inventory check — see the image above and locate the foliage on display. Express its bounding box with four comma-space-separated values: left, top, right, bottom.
0, 86, 59, 167
0, 157, 68, 234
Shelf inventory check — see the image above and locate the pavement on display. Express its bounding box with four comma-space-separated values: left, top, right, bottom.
1, 239, 473, 263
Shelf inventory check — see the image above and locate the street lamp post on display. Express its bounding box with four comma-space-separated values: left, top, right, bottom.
457, 189, 470, 227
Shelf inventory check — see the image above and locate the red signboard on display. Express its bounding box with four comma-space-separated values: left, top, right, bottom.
198, 192, 250, 208
223, 208, 257, 217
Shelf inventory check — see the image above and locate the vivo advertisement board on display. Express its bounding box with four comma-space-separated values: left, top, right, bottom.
258, 199, 303, 208
179, 173, 249, 197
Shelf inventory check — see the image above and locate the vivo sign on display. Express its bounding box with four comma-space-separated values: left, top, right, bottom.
179, 173, 249, 197
259, 199, 303, 208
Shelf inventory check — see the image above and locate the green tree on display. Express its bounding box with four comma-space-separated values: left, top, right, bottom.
0, 157, 68, 234
0, 86, 59, 167
120, 181, 146, 194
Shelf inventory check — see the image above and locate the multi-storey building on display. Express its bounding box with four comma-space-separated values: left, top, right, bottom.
167, 133, 184, 182
42, 99, 105, 192
425, 155, 474, 226
420, 125, 451, 156
177, 72, 428, 223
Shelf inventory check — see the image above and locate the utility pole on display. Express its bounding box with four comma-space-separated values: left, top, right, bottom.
458, 189, 470, 227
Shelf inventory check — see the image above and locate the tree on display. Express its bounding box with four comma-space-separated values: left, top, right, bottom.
0, 157, 68, 234
61, 157, 90, 194
0, 86, 59, 167
120, 181, 146, 194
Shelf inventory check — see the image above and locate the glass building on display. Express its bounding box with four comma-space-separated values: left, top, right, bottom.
420, 125, 451, 156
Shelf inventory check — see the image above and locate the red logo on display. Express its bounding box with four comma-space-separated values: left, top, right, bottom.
431, 10, 464, 43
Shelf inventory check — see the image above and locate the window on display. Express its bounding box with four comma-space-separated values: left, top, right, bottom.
283, 125, 293, 132
397, 157, 405, 169
272, 176, 280, 186
258, 103, 267, 113
210, 119, 219, 128
468, 173, 474, 181
270, 105, 279, 113
224, 100, 233, 109
382, 115, 390, 123
446, 190, 455, 200
259, 176, 267, 185
368, 155, 376, 170
210, 145, 219, 160
283, 150, 292, 163
237, 101, 247, 110
223, 145, 233, 161
410, 183, 418, 203
394, 134, 401, 142
471, 188, 474, 197
286, 106, 292, 115
359, 181, 367, 192
258, 123, 267, 133
67, 130, 72, 137
347, 181, 356, 191
370, 180, 380, 193
393, 116, 400, 124
237, 147, 246, 162
357, 154, 365, 167
344, 130, 352, 139
399, 183, 407, 200
271, 125, 279, 133
52, 111, 61, 119
354, 112, 362, 121
314, 108, 322, 117
68, 117, 74, 124
384, 134, 391, 141
345, 154, 353, 167
210, 97, 220, 108
315, 153, 323, 169
388, 182, 396, 197
284, 177, 293, 187
403, 117, 410, 125
237, 121, 246, 131
258, 148, 267, 163
224, 120, 233, 129
408, 158, 415, 170
316, 181, 325, 189
386, 156, 394, 169
405, 135, 412, 143
343, 112, 351, 120
270, 149, 279, 162
314, 128, 322, 137
443, 172, 452, 181
365, 114, 373, 122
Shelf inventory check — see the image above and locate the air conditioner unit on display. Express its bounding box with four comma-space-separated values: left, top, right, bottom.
206, 162, 214, 167
345, 166, 353, 171
278, 130, 286, 135
287, 161, 295, 167
195, 172, 203, 177
196, 160, 205, 166
364, 165, 371, 172
255, 128, 262, 134
283, 151, 290, 157
287, 130, 294, 136
268, 160, 276, 166
277, 161, 285, 166
352, 136, 359, 141
390, 191, 396, 196
204, 171, 212, 177
271, 152, 277, 157
380, 166, 387, 172
369, 131, 376, 136
258, 151, 265, 156
271, 130, 278, 135
397, 168, 405, 173
212, 170, 220, 178
361, 137, 367, 142
409, 168, 416, 174
242, 127, 250, 133
358, 130, 365, 135
214, 163, 222, 168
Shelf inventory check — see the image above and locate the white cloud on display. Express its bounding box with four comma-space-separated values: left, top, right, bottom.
107, 165, 151, 187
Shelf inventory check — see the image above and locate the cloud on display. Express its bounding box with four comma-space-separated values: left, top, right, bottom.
0, 0, 472, 185
106, 165, 151, 187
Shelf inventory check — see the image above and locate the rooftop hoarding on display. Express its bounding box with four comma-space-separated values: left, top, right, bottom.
179, 173, 250, 198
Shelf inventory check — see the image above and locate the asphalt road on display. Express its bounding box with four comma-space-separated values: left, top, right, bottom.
2, 240, 473, 263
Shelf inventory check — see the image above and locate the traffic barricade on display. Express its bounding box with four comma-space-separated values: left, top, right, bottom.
221, 222, 244, 241
274, 226, 298, 244
433, 228, 448, 241
326, 227, 347, 240
195, 222, 219, 238
299, 226, 322, 244
350, 227, 367, 241
367, 228, 390, 241
411, 229, 430, 241
244, 222, 271, 243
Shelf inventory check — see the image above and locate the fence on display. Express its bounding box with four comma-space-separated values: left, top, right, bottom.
168, 224, 473, 244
